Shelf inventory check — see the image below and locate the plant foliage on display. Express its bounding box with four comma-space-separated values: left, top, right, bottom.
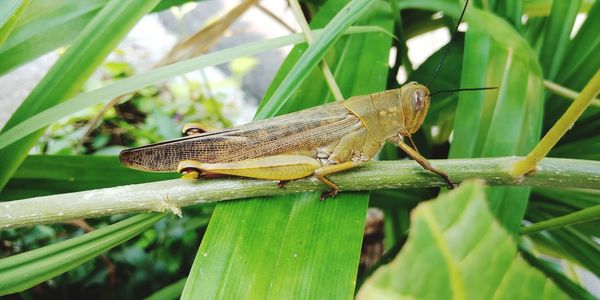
0, 0, 599, 298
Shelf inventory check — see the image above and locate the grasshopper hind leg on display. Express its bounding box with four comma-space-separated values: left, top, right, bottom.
314, 161, 360, 200
176, 155, 322, 183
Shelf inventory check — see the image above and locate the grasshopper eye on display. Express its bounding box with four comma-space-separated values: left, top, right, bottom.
412, 90, 424, 111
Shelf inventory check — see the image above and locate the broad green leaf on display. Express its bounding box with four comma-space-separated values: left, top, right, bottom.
357, 181, 569, 300
396, 0, 544, 235
0, 26, 381, 153
0, 0, 30, 47
452, 3, 544, 234
0, 0, 162, 191
532, 0, 600, 278
0, 213, 165, 295
182, 0, 393, 298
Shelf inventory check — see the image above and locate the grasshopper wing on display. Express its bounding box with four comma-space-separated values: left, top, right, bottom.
119, 102, 361, 172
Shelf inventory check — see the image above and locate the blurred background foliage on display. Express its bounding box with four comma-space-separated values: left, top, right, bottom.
0, 0, 599, 298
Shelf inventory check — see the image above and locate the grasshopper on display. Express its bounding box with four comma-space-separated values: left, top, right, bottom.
119, 82, 454, 199
120, 0, 482, 199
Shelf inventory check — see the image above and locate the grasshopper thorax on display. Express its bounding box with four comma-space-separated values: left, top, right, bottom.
343, 82, 430, 142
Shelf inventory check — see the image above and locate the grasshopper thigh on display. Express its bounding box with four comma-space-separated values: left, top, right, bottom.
177, 155, 322, 181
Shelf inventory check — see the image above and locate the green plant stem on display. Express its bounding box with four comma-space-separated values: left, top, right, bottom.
2, 157, 599, 229
511, 69, 600, 177
544, 80, 600, 108
521, 204, 600, 235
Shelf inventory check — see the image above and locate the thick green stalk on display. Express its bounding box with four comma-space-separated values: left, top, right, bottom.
1, 157, 599, 229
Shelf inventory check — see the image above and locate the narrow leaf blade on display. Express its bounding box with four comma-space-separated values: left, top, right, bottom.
0, 213, 164, 295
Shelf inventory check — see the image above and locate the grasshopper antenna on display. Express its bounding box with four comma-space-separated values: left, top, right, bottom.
426, 0, 470, 88
430, 86, 498, 97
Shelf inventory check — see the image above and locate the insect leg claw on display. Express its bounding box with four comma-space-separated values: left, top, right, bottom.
277, 180, 290, 189
320, 189, 338, 201
445, 177, 457, 189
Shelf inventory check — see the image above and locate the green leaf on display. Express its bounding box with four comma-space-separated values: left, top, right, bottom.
357, 181, 569, 300
1, 155, 176, 200
450, 5, 543, 234
552, 0, 600, 92
0, 0, 162, 191
0, 0, 108, 76
523, 0, 594, 16
395, 0, 544, 235
0, 0, 203, 76
0, 213, 164, 295
0, 26, 381, 153
538, 0, 582, 80
527, 211, 600, 277
545, 0, 600, 136
0, 0, 30, 47
526, 188, 600, 277
0, 0, 22, 28
489, 0, 523, 31
408, 34, 465, 144
145, 278, 187, 300
182, 0, 393, 298
519, 247, 596, 300
254, 0, 374, 119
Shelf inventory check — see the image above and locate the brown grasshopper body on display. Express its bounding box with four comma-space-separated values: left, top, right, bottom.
120, 82, 453, 197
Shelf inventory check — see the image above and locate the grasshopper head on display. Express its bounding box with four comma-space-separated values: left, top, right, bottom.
400, 82, 430, 134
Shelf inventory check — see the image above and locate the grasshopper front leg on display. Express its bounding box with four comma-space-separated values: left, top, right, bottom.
392, 136, 456, 189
